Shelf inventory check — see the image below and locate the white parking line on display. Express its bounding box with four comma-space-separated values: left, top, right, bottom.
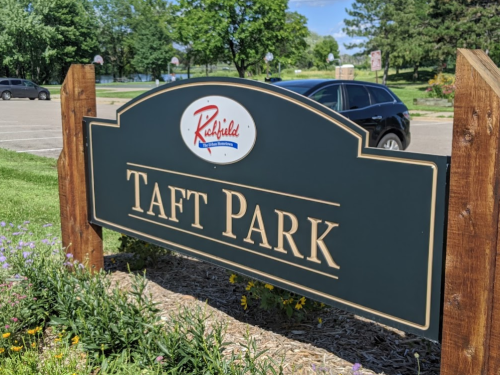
0, 125, 57, 128
0, 130, 61, 134
17, 148, 62, 153
0, 137, 62, 142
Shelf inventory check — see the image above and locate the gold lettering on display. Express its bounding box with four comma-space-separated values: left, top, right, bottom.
146, 183, 168, 219
307, 217, 340, 269
274, 210, 303, 258
243, 205, 272, 249
169, 186, 186, 223
222, 189, 247, 239
187, 190, 208, 229
127, 169, 148, 212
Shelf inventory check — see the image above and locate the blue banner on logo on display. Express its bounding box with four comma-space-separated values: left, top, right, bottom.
198, 141, 238, 149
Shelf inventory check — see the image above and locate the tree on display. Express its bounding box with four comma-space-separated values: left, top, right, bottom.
426, 0, 500, 67
94, 0, 135, 78
343, 0, 399, 84
313, 36, 339, 70
130, 0, 175, 79
40, 0, 99, 82
176, 0, 308, 78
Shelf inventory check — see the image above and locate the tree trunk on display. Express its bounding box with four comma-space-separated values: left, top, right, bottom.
205, 63, 208, 77
382, 52, 390, 85
187, 64, 190, 79
235, 64, 245, 78
413, 63, 419, 82
396, 66, 399, 75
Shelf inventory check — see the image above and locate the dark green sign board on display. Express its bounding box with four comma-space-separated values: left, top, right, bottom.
85, 78, 448, 340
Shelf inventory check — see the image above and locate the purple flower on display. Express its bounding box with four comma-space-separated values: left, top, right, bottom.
66, 253, 73, 259
1, 263, 8, 269
41, 239, 49, 244
29, 243, 35, 249
63, 262, 73, 267
5, 325, 9, 329
23, 251, 31, 258
311, 364, 316, 371
0, 256, 6, 262
12, 232, 20, 236
42, 223, 52, 228
25, 259, 33, 264
11, 318, 18, 322
0, 222, 5, 227
24, 221, 30, 224
352, 363, 361, 371
9, 223, 13, 227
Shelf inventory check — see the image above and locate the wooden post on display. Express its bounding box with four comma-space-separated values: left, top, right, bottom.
57, 64, 103, 271
440, 49, 500, 374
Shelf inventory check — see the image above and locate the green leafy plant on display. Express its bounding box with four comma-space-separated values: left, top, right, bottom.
426, 73, 455, 100
118, 234, 171, 269
229, 273, 326, 320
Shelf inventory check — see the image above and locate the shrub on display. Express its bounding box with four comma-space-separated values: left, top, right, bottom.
118, 234, 171, 269
426, 73, 455, 100
229, 273, 326, 320
0, 221, 283, 373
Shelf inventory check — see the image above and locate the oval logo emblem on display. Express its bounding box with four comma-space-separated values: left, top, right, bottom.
180, 96, 256, 164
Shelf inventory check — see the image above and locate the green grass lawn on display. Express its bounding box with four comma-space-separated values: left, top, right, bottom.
0, 148, 121, 251
96, 90, 149, 98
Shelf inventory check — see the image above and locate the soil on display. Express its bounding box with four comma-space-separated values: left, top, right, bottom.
105, 253, 441, 375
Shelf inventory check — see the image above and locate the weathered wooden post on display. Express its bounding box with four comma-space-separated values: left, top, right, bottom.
440, 49, 500, 374
57, 64, 103, 271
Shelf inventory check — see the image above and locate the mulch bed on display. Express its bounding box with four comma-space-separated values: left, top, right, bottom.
105, 253, 441, 375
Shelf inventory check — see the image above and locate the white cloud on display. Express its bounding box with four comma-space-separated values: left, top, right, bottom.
332, 30, 347, 39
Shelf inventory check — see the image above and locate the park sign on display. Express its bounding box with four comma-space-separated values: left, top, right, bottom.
84, 77, 448, 340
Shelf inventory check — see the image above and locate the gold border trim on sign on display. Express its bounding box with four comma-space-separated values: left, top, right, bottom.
86, 80, 438, 331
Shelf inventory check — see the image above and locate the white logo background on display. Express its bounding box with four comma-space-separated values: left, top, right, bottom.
180, 96, 257, 164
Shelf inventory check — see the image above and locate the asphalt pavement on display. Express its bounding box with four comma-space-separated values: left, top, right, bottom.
0, 98, 453, 159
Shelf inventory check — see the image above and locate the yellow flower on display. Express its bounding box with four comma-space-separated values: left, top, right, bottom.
71, 336, 79, 345
318, 318, 322, 324
27, 329, 36, 335
31, 343, 36, 348
34, 327, 42, 334
54, 338, 61, 343
54, 353, 63, 359
264, 284, 274, 290
299, 296, 306, 305
320, 303, 325, 308
241, 295, 248, 310
295, 302, 303, 310
10, 346, 22, 352
245, 281, 254, 291
229, 274, 237, 284
2, 333, 10, 339
0, 348, 4, 353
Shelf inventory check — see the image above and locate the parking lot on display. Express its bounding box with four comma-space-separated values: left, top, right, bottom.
0, 99, 453, 158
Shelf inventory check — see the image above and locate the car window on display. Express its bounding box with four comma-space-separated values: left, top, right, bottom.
0, 80, 9, 85
23, 81, 36, 87
367, 86, 394, 104
11, 80, 22, 86
310, 85, 342, 111
345, 84, 370, 110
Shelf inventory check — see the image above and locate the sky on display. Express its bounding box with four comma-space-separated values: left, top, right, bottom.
288, 0, 361, 55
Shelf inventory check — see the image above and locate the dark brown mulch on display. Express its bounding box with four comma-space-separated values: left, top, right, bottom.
105, 253, 440, 375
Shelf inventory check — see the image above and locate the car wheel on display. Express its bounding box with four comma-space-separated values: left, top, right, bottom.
377, 133, 403, 150
38, 92, 48, 100
1, 91, 11, 100
29, 98, 35, 100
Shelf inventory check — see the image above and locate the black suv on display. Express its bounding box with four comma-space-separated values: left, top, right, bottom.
274, 79, 410, 150
0, 78, 51, 101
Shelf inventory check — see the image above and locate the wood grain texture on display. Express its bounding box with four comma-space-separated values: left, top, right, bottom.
57, 64, 103, 272
440, 49, 500, 374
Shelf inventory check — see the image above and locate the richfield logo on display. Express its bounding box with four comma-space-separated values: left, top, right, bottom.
180, 96, 256, 164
